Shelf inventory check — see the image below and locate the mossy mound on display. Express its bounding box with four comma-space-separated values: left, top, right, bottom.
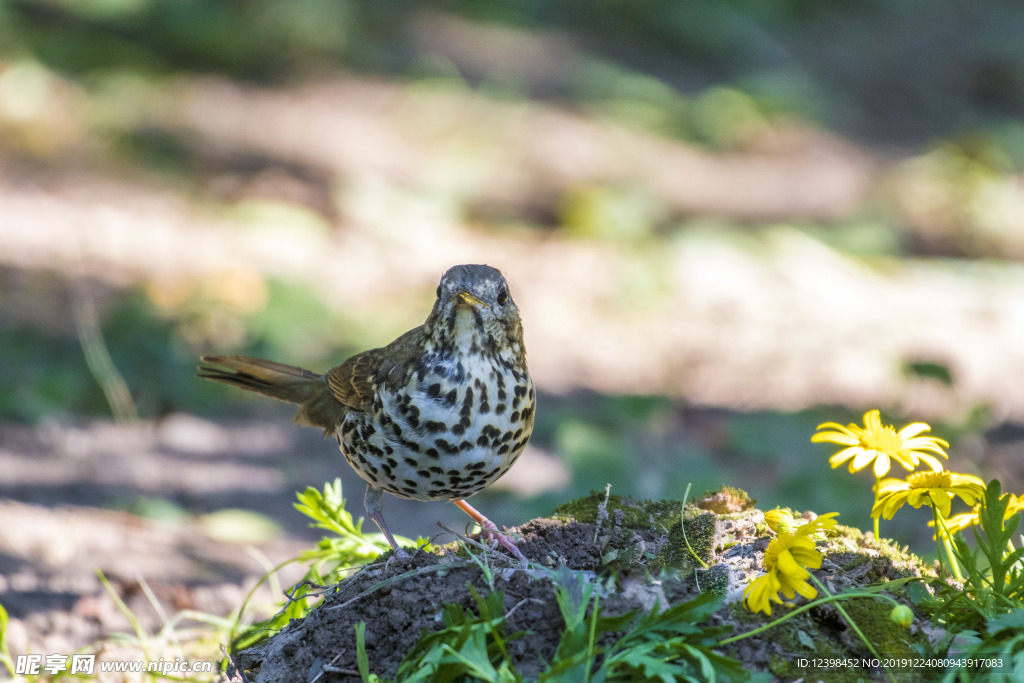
234, 489, 944, 682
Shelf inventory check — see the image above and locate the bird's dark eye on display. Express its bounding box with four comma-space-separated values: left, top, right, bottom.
496, 287, 508, 306
436, 285, 442, 298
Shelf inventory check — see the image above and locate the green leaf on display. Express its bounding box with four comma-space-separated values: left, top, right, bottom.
355, 621, 379, 683
987, 609, 1024, 636
795, 629, 815, 650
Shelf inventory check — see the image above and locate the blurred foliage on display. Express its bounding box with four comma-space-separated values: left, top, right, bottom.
2, 0, 1023, 563
3, 0, 1024, 151
0, 274, 362, 422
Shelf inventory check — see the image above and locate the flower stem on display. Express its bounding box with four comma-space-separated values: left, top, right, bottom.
873, 475, 881, 539
810, 576, 896, 683
721, 582, 899, 683
720, 590, 901, 645
932, 507, 963, 581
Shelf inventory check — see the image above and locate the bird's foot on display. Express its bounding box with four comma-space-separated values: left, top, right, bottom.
478, 523, 528, 562
452, 498, 527, 562
383, 546, 413, 573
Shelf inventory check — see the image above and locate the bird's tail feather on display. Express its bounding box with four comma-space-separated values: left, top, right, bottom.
197, 355, 323, 404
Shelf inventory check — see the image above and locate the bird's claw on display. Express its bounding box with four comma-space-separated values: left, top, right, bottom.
478, 522, 528, 562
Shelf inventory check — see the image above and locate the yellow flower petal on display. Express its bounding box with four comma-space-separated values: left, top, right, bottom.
829, 447, 862, 468
897, 423, 932, 439
744, 573, 781, 616
812, 430, 860, 445
789, 577, 818, 600
873, 452, 892, 477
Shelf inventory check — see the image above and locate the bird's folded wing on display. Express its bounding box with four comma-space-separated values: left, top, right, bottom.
325, 325, 426, 412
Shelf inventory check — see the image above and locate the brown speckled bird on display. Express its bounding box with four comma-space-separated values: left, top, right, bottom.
197, 264, 534, 560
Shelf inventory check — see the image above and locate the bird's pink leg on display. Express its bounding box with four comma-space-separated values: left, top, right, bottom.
453, 499, 527, 561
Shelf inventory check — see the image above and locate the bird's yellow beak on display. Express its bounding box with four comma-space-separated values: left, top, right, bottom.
456, 290, 489, 308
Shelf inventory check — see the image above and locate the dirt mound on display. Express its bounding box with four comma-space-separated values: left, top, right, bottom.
237, 524, 597, 681
233, 491, 930, 682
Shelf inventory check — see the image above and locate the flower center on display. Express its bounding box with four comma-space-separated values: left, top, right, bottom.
762, 541, 780, 570
860, 425, 904, 454
908, 471, 951, 489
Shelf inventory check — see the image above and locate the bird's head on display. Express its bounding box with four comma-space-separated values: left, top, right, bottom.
424, 264, 525, 362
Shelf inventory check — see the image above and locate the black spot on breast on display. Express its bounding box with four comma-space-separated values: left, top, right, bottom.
435, 439, 459, 455
427, 384, 441, 398
425, 448, 440, 459
481, 425, 501, 439
514, 384, 528, 398
495, 404, 506, 415
459, 441, 474, 451
400, 438, 420, 453
417, 469, 431, 478
386, 458, 398, 468
401, 486, 418, 496
429, 466, 443, 474
498, 444, 510, 455
510, 411, 520, 422
497, 387, 507, 402
447, 469, 460, 476
451, 423, 465, 436
480, 401, 490, 414
467, 462, 486, 470
444, 389, 457, 406
404, 457, 418, 467
403, 479, 418, 487
476, 435, 489, 447
520, 406, 534, 423
424, 420, 447, 433
500, 431, 514, 443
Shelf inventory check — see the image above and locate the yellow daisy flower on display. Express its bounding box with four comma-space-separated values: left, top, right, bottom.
812, 409, 949, 477
764, 509, 800, 535
929, 492, 1024, 539
744, 513, 839, 615
871, 471, 986, 520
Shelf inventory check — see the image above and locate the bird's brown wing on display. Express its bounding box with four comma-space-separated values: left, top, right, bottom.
325, 325, 426, 412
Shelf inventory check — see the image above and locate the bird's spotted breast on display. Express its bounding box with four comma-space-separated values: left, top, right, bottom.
338, 351, 535, 502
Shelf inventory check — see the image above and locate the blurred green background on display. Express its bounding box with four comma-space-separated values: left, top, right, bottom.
3, 0, 1024, 563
